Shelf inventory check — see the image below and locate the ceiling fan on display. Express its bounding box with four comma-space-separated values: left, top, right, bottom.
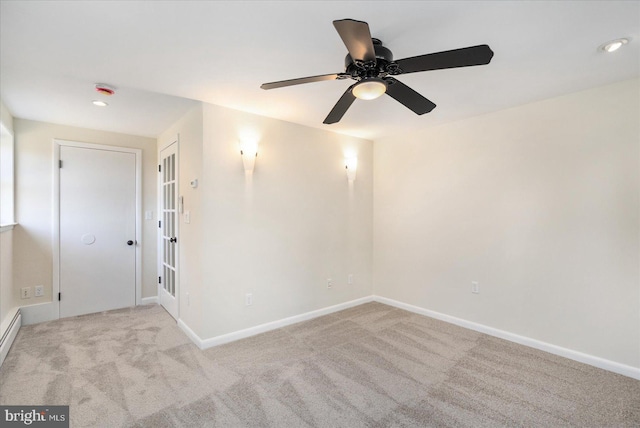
261, 19, 494, 124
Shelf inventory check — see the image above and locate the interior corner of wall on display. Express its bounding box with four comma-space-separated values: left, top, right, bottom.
177, 315, 205, 349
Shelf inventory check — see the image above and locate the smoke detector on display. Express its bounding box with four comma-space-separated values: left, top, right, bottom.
94, 83, 116, 96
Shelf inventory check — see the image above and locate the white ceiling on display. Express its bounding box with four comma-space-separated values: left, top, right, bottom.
1, 1, 638, 140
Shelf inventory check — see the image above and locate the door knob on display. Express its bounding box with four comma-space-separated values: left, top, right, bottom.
169, 237, 177, 243
127, 240, 134, 246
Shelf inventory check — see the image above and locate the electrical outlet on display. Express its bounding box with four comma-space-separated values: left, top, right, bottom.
34, 285, 44, 297
471, 281, 480, 294
327, 278, 333, 289
245, 293, 253, 306
21, 287, 31, 299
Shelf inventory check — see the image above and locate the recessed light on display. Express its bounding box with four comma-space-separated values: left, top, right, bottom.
601, 38, 629, 53
92, 100, 108, 107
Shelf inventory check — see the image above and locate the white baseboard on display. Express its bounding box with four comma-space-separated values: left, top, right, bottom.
0, 309, 21, 368
18, 293, 638, 380
373, 295, 640, 381
20, 302, 56, 325
177, 318, 203, 349
179, 296, 374, 350
21, 297, 157, 325
140, 296, 158, 305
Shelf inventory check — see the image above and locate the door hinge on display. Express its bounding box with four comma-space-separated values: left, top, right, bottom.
158, 164, 161, 173
59, 160, 63, 168
58, 292, 61, 301
158, 276, 162, 284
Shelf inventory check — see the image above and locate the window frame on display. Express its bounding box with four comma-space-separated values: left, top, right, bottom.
0, 121, 16, 230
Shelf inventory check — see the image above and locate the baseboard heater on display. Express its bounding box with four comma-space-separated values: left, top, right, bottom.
0, 309, 22, 368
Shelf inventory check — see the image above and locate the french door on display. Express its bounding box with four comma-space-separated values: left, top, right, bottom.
159, 142, 179, 319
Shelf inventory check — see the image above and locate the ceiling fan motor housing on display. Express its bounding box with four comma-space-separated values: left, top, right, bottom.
344, 39, 397, 79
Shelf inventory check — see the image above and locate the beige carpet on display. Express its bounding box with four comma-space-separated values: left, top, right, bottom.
0, 302, 638, 427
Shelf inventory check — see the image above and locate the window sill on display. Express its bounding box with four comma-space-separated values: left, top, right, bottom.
0, 223, 16, 233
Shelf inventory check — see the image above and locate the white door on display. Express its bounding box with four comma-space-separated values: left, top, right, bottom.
159, 142, 179, 319
59, 145, 137, 318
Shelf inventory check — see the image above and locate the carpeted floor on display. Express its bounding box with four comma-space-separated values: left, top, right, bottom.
0, 302, 638, 427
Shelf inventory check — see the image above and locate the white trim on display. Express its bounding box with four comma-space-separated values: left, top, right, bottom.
53, 139, 143, 321
0, 122, 15, 226
157, 135, 180, 320
141, 296, 158, 305
177, 319, 203, 349
0, 223, 16, 233
373, 295, 640, 381
134, 146, 143, 305
19, 302, 56, 325
179, 296, 374, 350
0, 307, 19, 335
15, 291, 640, 380
53, 142, 60, 320
21, 297, 158, 324
0, 309, 21, 368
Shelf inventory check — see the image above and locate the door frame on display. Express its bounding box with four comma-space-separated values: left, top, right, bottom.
157, 135, 180, 320
53, 139, 142, 320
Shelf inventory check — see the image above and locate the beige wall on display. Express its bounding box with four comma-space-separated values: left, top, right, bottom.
198, 103, 373, 339
373, 78, 640, 368
13, 119, 158, 307
161, 102, 374, 339
8, 79, 636, 372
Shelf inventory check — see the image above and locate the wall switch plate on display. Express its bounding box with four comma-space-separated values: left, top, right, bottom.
471, 281, 480, 294
34, 285, 44, 297
348, 274, 353, 284
184, 211, 191, 224
327, 278, 333, 289
245, 293, 252, 306
145, 210, 153, 220
21, 287, 31, 299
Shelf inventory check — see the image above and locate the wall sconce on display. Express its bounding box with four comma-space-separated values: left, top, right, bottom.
240, 141, 258, 175
345, 156, 357, 182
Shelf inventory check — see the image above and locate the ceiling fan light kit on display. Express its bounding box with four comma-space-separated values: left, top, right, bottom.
353, 78, 387, 100
261, 18, 494, 124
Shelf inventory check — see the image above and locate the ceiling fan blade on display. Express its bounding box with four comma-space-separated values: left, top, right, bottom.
323, 84, 356, 124
395, 45, 494, 74
261, 73, 343, 90
333, 19, 376, 63
384, 77, 436, 115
